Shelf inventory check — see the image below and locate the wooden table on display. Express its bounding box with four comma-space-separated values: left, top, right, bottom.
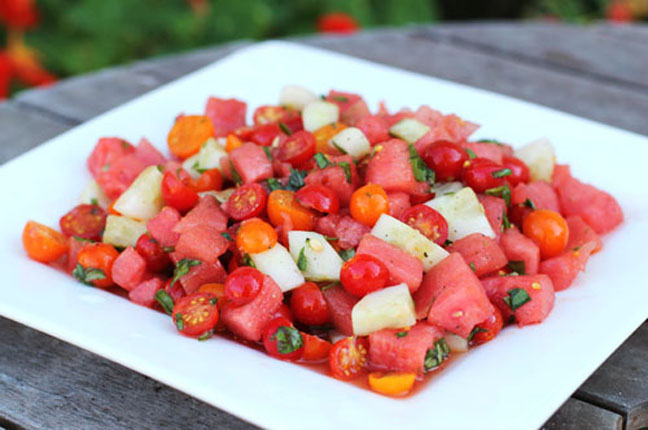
1, 22, 646, 430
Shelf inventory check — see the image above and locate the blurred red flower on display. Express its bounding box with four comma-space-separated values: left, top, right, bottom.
606, 1, 634, 21
0, 0, 38, 29
317, 12, 359, 34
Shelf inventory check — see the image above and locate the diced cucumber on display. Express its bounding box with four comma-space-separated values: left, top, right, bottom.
431, 181, 464, 197
330, 127, 371, 160
445, 333, 469, 352
102, 215, 147, 248
352, 284, 416, 336
514, 137, 555, 182
302, 101, 339, 132
112, 166, 164, 221
425, 187, 495, 241
389, 118, 430, 144
250, 243, 304, 292
279, 85, 318, 111
288, 231, 343, 282
182, 154, 202, 179
371, 214, 448, 271
79, 179, 110, 208
199, 187, 235, 204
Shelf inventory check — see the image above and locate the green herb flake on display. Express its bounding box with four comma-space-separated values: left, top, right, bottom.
229, 160, 243, 186
72, 236, 93, 243
72, 264, 106, 286
297, 247, 308, 271
102, 164, 110, 172
337, 161, 352, 184
332, 95, 349, 102
503, 288, 531, 311
424, 339, 450, 372
485, 185, 511, 206
324, 236, 339, 241
507, 260, 526, 275
443, 239, 453, 247
395, 331, 409, 338
266, 177, 283, 192
198, 330, 214, 341
286, 168, 307, 191
278, 122, 292, 136
155, 290, 175, 315
408, 143, 435, 184
90, 198, 99, 206
469, 262, 476, 272
156, 164, 164, 173
314, 152, 332, 169
170, 258, 201, 288
320, 282, 340, 292
262, 146, 274, 161
523, 198, 536, 210
209, 297, 218, 306
220, 232, 233, 242
478, 138, 504, 146
242, 254, 256, 268
465, 148, 477, 159
174, 312, 184, 331
467, 326, 488, 342
191, 161, 208, 174
339, 249, 355, 261
271, 326, 304, 354
491, 168, 512, 179
163, 246, 175, 253
501, 211, 512, 231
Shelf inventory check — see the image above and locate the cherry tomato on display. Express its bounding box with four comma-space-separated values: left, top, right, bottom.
313, 123, 347, 154
290, 282, 330, 326
253, 105, 287, 125
249, 123, 281, 147
271, 303, 294, 322
172, 292, 219, 338
189, 169, 223, 193
295, 184, 340, 214
502, 156, 530, 187
224, 266, 264, 307
329, 337, 369, 381
75, 243, 119, 288
522, 209, 569, 259
276, 130, 316, 167
470, 307, 504, 346
161, 171, 199, 213
262, 317, 305, 361
235, 218, 277, 254
368, 372, 416, 396
267, 189, 316, 231
462, 158, 508, 193
225, 134, 243, 152
164, 277, 186, 303
197, 283, 227, 308
421, 140, 468, 182
22, 221, 69, 263
349, 183, 390, 227
340, 254, 390, 297
224, 183, 267, 221
135, 234, 171, 272
301, 333, 333, 362
400, 204, 448, 246
59, 204, 107, 241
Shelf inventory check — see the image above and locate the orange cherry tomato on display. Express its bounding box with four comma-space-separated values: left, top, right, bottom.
267, 189, 316, 231
313, 122, 347, 154
225, 134, 243, 152
75, 243, 119, 288
107, 200, 121, 216
167, 115, 214, 159
22, 221, 69, 263
301, 333, 333, 362
329, 337, 369, 381
172, 292, 219, 338
349, 183, 390, 227
197, 283, 227, 309
235, 218, 278, 254
189, 168, 223, 193
368, 372, 416, 396
522, 209, 569, 259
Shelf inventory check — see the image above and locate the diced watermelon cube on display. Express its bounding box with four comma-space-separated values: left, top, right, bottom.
229, 142, 273, 184
178, 260, 227, 295
413, 105, 443, 128
134, 138, 166, 166
413, 253, 494, 337
551, 164, 571, 189
365, 139, 419, 194
87, 137, 134, 177
387, 192, 411, 219
357, 234, 423, 293
173, 195, 228, 234
304, 155, 359, 206
461, 142, 508, 164
499, 227, 540, 275
355, 115, 390, 146
205, 97, 247, 137
220, 275, 283, 341
447, 233, 508, 277
477, 194, 507, 241
174, 225, 229, 264
129, 277, 164, 308
539, 241, 596, 291
512, 181, 560, 212
66, 236, 87, 274
481, 274, 555, 327
414, 112, 480, 153
322, 284, 359, 336
146, 206, 181, 248
325, 90, 370, 125
315, 212, 370, 250
566, 215, 602, 253
96, 154, 147, 200
111, 246, 148, 291
368, 323, 444, 375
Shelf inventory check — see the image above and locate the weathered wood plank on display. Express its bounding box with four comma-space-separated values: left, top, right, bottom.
541, 398, 623, 430
0, 317, 258, 430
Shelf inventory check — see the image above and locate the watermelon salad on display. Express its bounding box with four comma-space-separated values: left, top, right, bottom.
21, 85, 624, 397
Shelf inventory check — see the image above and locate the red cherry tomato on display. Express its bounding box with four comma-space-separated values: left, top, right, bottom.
462, 158, 508, 193
135, 234, 171, 272
224, 266, 264, 307
421, 141, 468, 182
271, 303, 294, 323
295, 184, 340, 214
164, 277, 186, 303
189, 168, 223, 193
262, 317, 305, 361
340, 254, 390, 297
329, 337, 369, 381
290, 282, 330, 326
161, 171, 199, 213
502, 156, 530, 187
249, 123, 282, 147
301, 333, 333, 362
400, 204, 448, 246
59, 204, 107, 241
470, 307, 504, 345
223, 183, 268, 221
172, 292, 219, 338
253, 105, 287, 125
276, 130, 316, 167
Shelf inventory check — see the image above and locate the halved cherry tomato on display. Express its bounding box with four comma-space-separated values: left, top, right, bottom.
189, 169, 223, 193
368, 372, 416, 396
172, 292, 219, 338
313, 122, 347, 154
462, 158, 508, 193
262, 317, 304, 361
271, 303, 294, 322
276, 130, 316, 167
301, 333, 333, 362
470, 307, 504, 346
267, 189, 316, 231
161, 171, 200, 213
253, 105, 287, 125
164, 277, 186, 303
197, 283, 226, 309
329, 337, 369, 381
502, 156, 530, 187
224, 183, 267, 221
135, 233, 171, 272
522, 209, 569, 259
59, 204, 107, 241
22, 221, 69, 263
224, 266, 264, 307
349, 183, 389, 227
295, 184, 340, 214
249, 123, 281, 147
167, 115, 214, 159
290, 282, 330, 326
225, 134, 243, 152
75, 243, 119, 288
235, 218, 277, 254
340, 254, 390, 297
400, 204, 448, 246
421, 140, 468, 182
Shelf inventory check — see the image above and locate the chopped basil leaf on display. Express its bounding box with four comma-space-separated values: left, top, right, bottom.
266, 177, 282, 191
332, 95, 349, 102
209, 297, 218, 306
271, 326, 304, 354
155, 290, 175, 315
191, 161, 208, 174
408, 143, 435, 184
72, 264, 106, 286
491, 168, 512, 178
467, 326, 488, 342
120, 140, 131, 150
102, 164, 110, 172
262, 146, 274, 161
174, 312, 184, 331
242, 254, 256, 268
156, 164, 164, 173
278, 122, 292, 136
163, 246, 175, 252
469, 262, 476, 272
503, 288, 531, 311
220, 232, 233, 242
90, 198, 99, 206
339, 249, 355, 261
319, 94, 326, 100
478, 138, 504, 146
320, 282, 340, 292
324, 236, 339, 241
465, 148, 477, 159
170, 258, 201, 288
501, 211, 512, 231
314, 152, 332, 169
297, 247, 308, 271
72, 236, 93, 243
523, 198, 536, 210
331, 140, 348, 155
507, 260, 526, 275
424, 338, 450, 372
286, 168, 307, 191
443, 239, 453, 246
395, 331, 409, 338
485, 185, 511, 206
337, 161, 352, 184
229, 161, 242, 186
198, 330, 214, 341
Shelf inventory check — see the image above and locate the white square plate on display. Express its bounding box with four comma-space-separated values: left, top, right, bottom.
1, 41, 646, 430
